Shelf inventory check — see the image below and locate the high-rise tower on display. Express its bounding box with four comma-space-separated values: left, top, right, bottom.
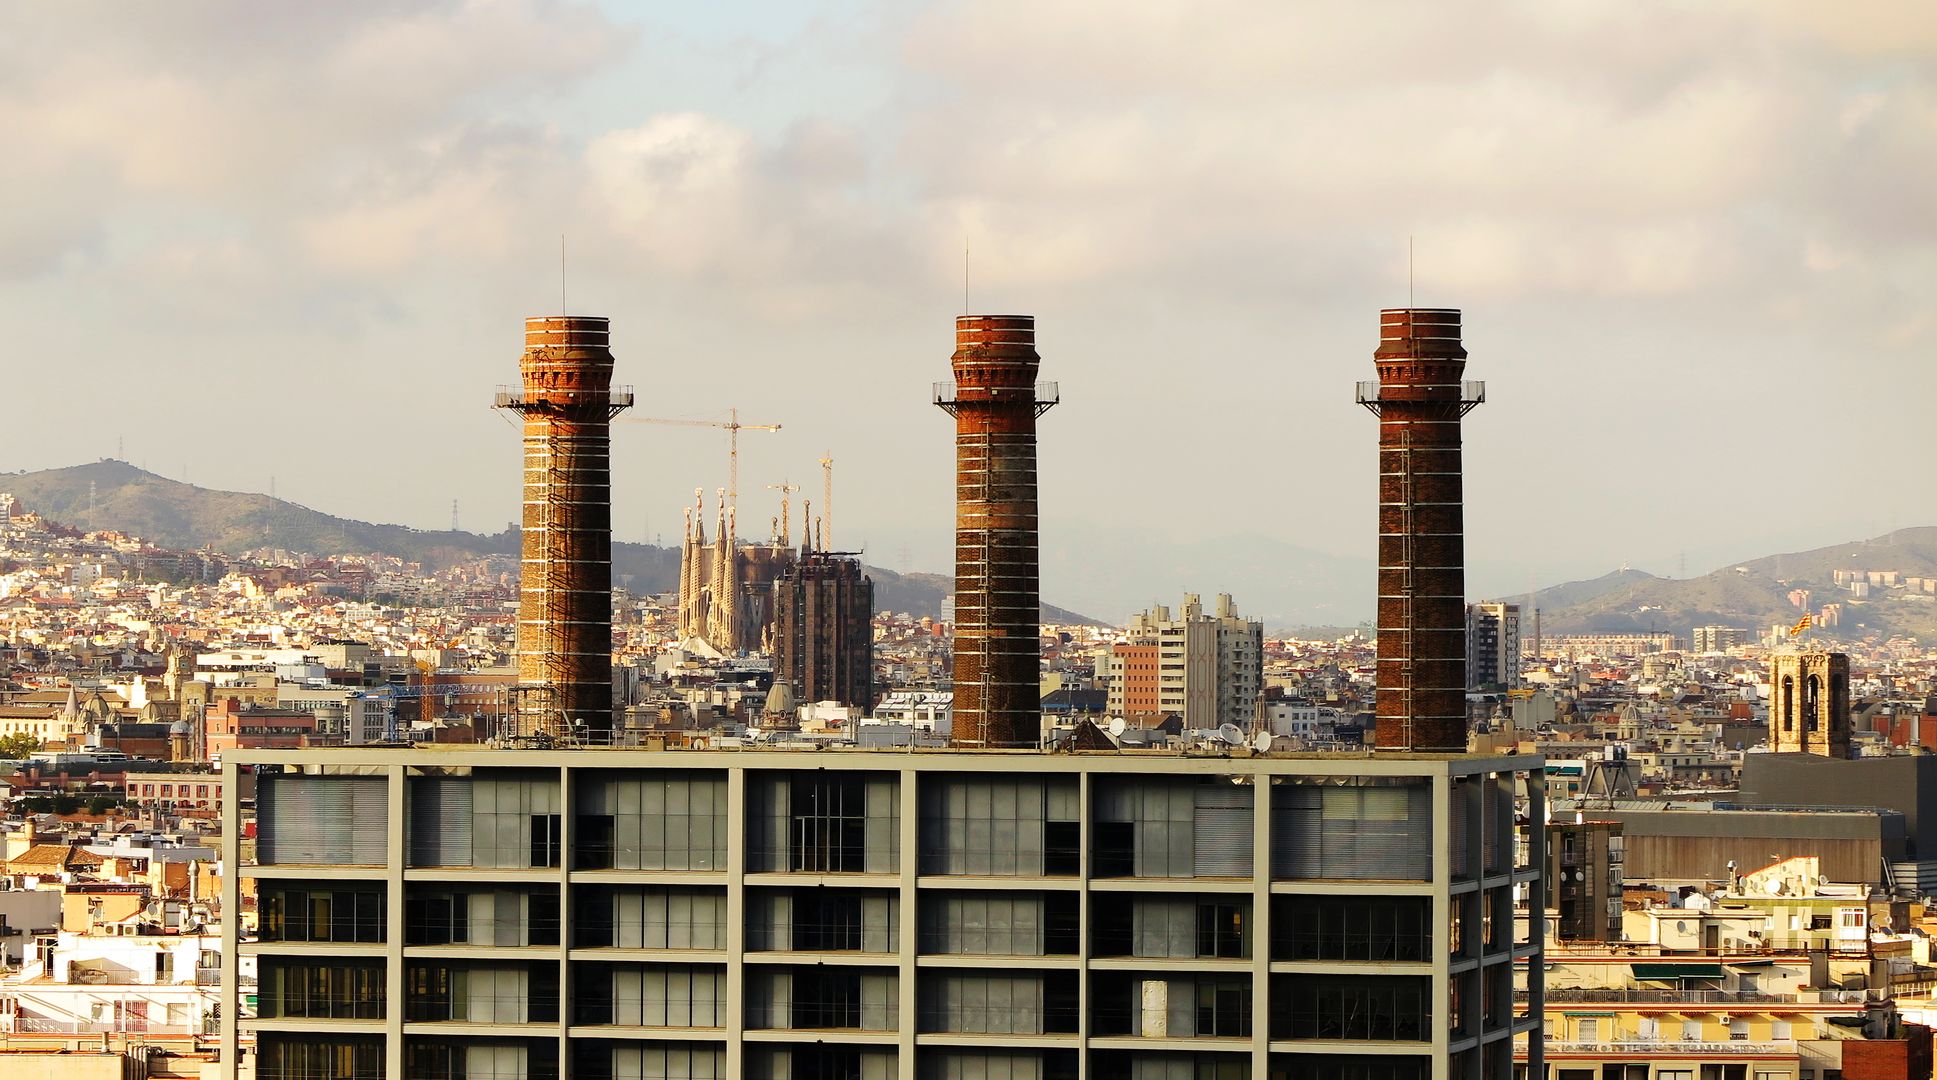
773, 547, 875, 711
1358, 308, 1484, 752
496, 316, 632, 739
935, 315, 1057, 748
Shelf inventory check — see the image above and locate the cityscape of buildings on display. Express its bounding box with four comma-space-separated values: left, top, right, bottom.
3, 1, 1929, 1077
0, 302, 1929, 1080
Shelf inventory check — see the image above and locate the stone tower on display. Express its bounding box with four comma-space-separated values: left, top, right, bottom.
1769, 650, 1851, 757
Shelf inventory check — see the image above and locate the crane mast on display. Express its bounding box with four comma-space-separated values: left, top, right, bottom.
818, 451, 834, 550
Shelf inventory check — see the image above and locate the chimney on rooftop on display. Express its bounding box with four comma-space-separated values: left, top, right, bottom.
1357, 308, 1485, 752
935, 316, 1058, 749
495, 316, 634, 740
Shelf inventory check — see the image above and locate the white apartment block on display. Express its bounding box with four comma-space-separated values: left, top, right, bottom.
1123, 594, 1264, 730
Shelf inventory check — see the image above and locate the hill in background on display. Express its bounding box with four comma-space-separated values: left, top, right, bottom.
0, 461, 1098, 624
1498, 529, 1937, 643
10, 461, 1924, 640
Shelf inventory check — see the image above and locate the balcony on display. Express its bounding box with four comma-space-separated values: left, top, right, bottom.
12, 1018, 206, 1036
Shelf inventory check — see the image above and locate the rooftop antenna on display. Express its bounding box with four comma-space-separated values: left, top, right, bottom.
560, 233, 567, 315
1408, 234, 1415, 309
964, 236, 970, 314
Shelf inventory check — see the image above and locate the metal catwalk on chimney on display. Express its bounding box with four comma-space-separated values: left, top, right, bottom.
935, 315, 1059, 748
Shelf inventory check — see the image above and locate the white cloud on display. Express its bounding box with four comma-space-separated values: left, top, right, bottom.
0, 0, 1932, 601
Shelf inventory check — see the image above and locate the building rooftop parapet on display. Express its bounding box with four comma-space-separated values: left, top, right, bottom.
1542, 940, 1868, 959
229, 744, 1542, 768
1529, 989, 1865, 1006
1541, 1040, 1799, 1057
1712, 801, 1903, 816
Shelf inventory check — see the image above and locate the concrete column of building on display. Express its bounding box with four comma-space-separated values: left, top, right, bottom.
384, 766, 407, 1080
1250, 775, 1274, 1079
555, 764, 574, 1076
936, 315, 1056, 749
1362, 308, 1482, 752
1433, 770, 1456, 1080
500, 315, 631, 739
1523, 771, 1546, 1080
1075, 769, 1092, 1080
218, 758, 241, 1080
724, 767, 747, 1080
897, 769, 919, 1078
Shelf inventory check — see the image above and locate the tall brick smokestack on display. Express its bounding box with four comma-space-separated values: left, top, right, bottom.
935, 316, 1058, 748
497, 316, 633, 739
1358, 308, 1484, 752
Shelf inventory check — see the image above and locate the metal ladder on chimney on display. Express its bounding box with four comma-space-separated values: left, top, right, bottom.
1396, 427, 1417, 748
549, 424, 579, 740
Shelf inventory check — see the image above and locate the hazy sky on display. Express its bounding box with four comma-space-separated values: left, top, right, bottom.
3, 1, 1933, 622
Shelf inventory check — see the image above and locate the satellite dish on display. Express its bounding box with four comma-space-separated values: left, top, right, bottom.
1217, 723, 1246, 746
1107, 717, 1127, 738
1253, 731, 1273, 753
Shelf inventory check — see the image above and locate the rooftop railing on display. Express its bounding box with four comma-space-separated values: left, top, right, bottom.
1542, 1040, 1798, 1057
1544, 938, 1868, 958
1528, 989, 1796, 1004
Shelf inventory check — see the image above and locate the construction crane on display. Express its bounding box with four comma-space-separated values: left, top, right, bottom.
765, 481, 802, 546
621, 407, 781, 509
818, 451, 834, 550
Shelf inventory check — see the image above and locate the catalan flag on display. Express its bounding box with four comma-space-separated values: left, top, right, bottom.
1789, 614, 1813, 636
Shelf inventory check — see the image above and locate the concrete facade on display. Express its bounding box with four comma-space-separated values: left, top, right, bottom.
1596, 805, 1906, 887
1739, 753, 1937, 859
223, 745, 1543, 1080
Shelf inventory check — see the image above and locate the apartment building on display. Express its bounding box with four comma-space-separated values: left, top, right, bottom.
1690, 627, 1752, 654
1545, 819, 1622, 943
123, 769, 248, 816
223, 745, 1544, 1080
1465, 605, 1522, 691
1121, 594, 1264, 730
1103, 644, 1161, 719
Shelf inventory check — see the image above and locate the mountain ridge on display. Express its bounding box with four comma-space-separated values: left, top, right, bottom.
1494, 530, 1937, 642
0, 461, 1100, 625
